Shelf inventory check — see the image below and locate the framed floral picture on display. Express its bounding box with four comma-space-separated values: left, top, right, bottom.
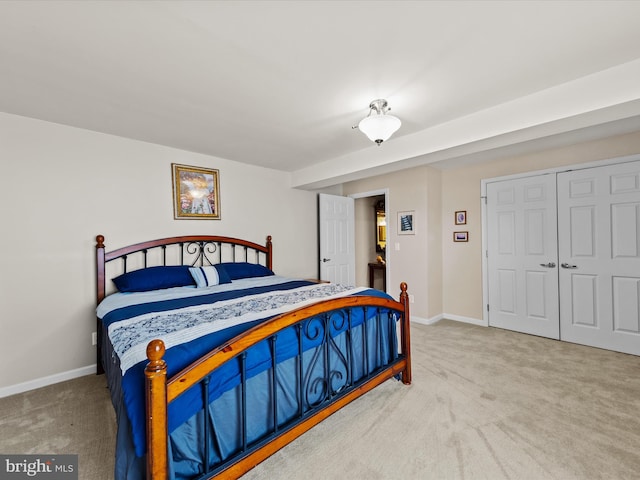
172, 163, 221, 220
455, 210, 467, 225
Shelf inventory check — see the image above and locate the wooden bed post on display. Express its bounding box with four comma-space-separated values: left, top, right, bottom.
96, 235, 106, 302
266, 235, 273, 270
399, 282, 412, 385
145, 340, 168, 480
95, 235, 106, 375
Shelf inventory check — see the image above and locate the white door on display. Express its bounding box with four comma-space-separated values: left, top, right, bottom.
487, 174, 560, 339
318, 193, 355, 285
558, 161, 640, 355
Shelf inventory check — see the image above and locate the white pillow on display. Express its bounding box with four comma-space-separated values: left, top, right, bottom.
189, 266, 227, 288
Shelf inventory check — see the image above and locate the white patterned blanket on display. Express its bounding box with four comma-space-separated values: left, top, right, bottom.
108, 282, 367, 375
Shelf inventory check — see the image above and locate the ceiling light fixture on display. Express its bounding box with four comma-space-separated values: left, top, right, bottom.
354, 99, 401, 145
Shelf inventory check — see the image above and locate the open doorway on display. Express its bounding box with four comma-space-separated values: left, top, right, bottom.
353, 190, 388, 292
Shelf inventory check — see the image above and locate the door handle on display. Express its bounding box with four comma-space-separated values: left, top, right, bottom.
322, 258, 330, 263
539, 262, 556, 268
561, 263, 578, 269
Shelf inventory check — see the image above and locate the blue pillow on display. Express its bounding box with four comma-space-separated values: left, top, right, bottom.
113, 265, 195, 292
218, 262, 274, 280
189, 265, 232, 288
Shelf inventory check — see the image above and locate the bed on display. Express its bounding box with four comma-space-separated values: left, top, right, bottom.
95, 234, 412, 479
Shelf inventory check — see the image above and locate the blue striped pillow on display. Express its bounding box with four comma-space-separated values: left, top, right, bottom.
189, 265, 232, 288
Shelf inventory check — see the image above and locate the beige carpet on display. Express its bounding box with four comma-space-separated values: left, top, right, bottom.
0, 372, 115, 479
2, 320, 640, 479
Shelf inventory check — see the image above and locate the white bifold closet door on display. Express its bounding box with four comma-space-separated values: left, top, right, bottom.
487, 160, 640, 356
558, 161, 640, 356
486, 174, 560, 339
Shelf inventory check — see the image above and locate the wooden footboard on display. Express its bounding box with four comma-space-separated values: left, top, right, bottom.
145, 285, 411, 480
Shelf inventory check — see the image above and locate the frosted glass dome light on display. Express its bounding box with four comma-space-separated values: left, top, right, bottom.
356, 99, 401, 145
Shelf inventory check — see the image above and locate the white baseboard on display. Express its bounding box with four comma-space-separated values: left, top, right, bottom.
0, 364, 97, 399
411, 314, 442, 325
442, 313, 487, 327
411, 313, 486, 327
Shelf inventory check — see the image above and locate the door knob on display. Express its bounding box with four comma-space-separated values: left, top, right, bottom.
322, 258, 330, 263
561, 263, 578, 269
539, 262, 556, 268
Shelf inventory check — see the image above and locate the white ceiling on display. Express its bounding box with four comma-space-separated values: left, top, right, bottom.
2, 1, 640, 188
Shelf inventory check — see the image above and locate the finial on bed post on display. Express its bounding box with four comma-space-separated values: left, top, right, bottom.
145, 340, 168, 480
399, 282, 412, 385
266, 235, 273, 270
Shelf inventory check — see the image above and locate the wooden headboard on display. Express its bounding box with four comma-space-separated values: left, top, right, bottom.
94, 234, 272, 373
95, 234, 272, 304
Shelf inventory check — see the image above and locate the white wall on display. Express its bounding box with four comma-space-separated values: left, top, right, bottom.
342, 166, 441, 321
354, 197, 374, 288
0, 112, 318, 392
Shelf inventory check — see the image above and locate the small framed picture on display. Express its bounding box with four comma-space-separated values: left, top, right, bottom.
172, 163, 221, 220
397, 211, 415, 235
455, 210, 467, 225
453, 231, 468, 242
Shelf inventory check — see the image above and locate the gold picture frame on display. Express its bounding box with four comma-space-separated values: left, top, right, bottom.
172, 163, 221, 220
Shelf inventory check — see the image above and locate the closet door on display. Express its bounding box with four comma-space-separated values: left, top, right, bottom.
558, 161, 640, 355
487, 174, 560, 339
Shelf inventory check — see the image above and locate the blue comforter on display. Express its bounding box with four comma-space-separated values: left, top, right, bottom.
98, 277, 391, 457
